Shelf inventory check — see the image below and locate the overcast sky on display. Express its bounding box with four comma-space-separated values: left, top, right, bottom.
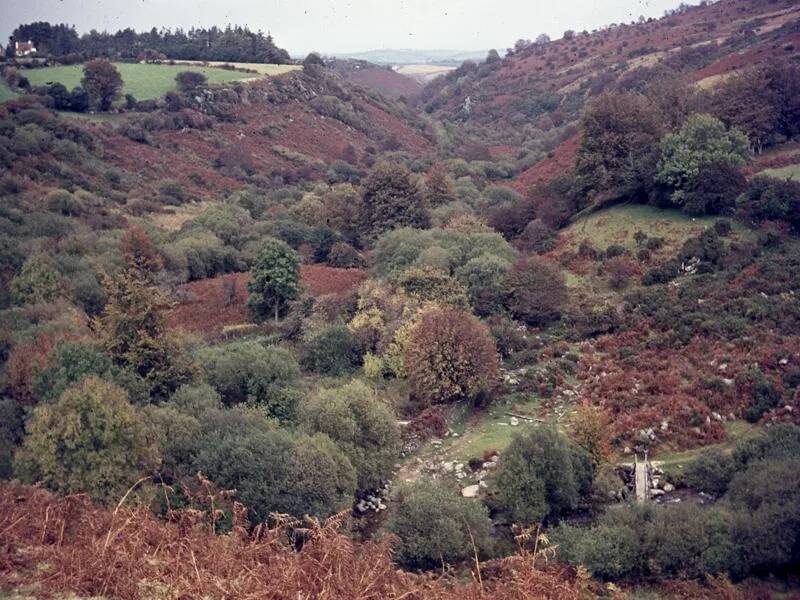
3, 0, 697, 56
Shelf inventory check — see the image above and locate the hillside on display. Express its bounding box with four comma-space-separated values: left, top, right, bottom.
328, 59, 424, 99
1, 67, 434, 207
419, 0, 800, 188
2, 1, 800, 598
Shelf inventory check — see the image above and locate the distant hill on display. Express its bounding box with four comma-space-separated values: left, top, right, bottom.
332, 48, 487, 65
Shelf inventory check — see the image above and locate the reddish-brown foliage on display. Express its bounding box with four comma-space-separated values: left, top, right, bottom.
511, 134, 581, 193
578, 326, 800, 451
168, 267, 367, 338
0, 482, 585, 599
405, 308, 500, 405
6, 330, 79, 405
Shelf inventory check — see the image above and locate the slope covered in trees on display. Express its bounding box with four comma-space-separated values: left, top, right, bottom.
1, 0, 800, 598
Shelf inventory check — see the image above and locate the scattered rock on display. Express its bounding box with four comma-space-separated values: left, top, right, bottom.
461, 484, 480, 498
663, 483, 675, 493
510, 417, 520, 426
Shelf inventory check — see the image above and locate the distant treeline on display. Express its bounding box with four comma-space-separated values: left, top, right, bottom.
7, 22, 292, 64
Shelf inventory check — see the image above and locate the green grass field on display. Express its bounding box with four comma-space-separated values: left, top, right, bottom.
23, 62, 266, 101
761, 164, 800, 181
0, 78, 17, 103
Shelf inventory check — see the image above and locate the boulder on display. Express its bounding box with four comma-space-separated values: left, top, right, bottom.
461, 484, 480, 498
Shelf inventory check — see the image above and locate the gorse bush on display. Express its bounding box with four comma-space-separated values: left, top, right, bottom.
496, 427, 592, 524
387, 479, 493, 570
14, 377, 156, 503
300, 381, 400, 493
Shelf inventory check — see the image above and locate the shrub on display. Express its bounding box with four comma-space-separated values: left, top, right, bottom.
359, 162, 429, 241
0, 398, 25, 479
32, 340, 116, 403
300, 381, 400, 493
516, 219, 556, 254
194, 428, 356, 523
301, 324, 362, 376
393, 265, 469, 308
683, 448, 736, 496
10, 253, 64, 306
387, 479, 493, 570
45, 188, 83, 216
14, 377, 156, 502
496, 427, 592, 524
197, 340, 300, 419
605, 256, 638, 290
404, 308, 499, 404
727, 459, 800, 578
508, 256, 568, 325
326, 242, 364, 268
175, 70, 208, 92
656, 114, 751, 208
739, 176, 800, 231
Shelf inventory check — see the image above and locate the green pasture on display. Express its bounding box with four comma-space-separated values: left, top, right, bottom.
22, 62, 262, 101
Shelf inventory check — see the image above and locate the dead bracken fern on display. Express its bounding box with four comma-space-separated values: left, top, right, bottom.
0, 482, 584, 600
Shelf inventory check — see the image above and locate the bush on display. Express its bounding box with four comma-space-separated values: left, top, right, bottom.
683, 448, 736, 496
495, 427, 592, 524
404, 308, 499, 404
387, 479, 493, 570
0, 398, 25, 479
508, 256, 568, 325
194, 428, 356, 523
359, 162, 429, 240
14, 377, 156, 502
31, 340, 116, 404
301, 324, 362, 376
739, 176, 800, 231
300, 381, 400, 493
175, 70, 208, 92
393, 265, 469, 308
197, 340, 300, 419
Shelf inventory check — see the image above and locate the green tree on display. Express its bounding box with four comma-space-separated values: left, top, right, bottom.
300, 324, 362, 376
175, 70, 208, 92
247, 237, 301, 322
496, 427, 592, 524
300, 381, 400, 493
575, 91, 663, 201
97, 227, 195, 401
81, 59, 123, 111
196, 339, 300, 419
194, 428, 356, 522
455, 254, 512, 316
10, 252, 64, 305
387, 479, 493, 570
359, 162, 429, 241
32, 340, 116, 403
656, 113, 751, 206
14, 377, 156, 502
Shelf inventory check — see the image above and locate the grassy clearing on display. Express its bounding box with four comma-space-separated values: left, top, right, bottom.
564, 205, 719, 252
0, 79, 18, 103
23, 63, 261, 101
761, 164, 800, 181
653, 421, 760, 478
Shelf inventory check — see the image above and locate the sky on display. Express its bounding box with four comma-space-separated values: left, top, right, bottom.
2, 0, 698, 56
